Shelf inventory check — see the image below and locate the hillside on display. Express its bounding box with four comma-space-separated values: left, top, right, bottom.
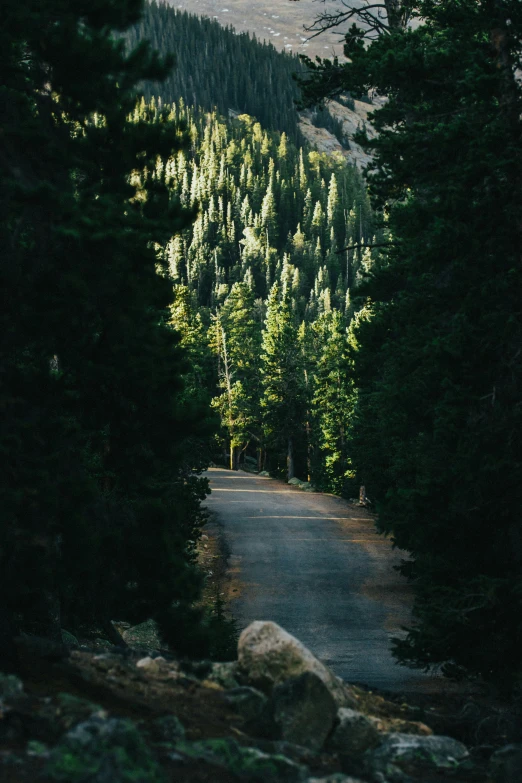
135, 97, 382, 485
128, 2, 377, 168
169, 0, 348, 61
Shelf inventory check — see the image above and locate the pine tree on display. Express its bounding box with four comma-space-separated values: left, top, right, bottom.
0, 0, 214, 663
310, 311, 356, 495
260, 284, 307, 479
300, 0, 522, 685
210, 283, 262, 469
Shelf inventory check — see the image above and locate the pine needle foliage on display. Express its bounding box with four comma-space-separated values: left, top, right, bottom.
0, 0, 216, 661
298, 0, 522, 686
140, 98, 381, 484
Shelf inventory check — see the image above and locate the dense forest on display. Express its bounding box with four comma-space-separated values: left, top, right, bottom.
133, 0, 522, 688
0, 0, 224, 665
296, 0, 522, 686
2, 0, 522, 697
126, 2, 347, 145
135, 97, 379, 486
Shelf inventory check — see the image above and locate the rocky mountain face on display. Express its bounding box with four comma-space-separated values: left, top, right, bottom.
1, 621, 519, 782
299, 99, 379, 170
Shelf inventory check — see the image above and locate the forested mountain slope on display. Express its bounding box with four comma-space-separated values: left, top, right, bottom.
172, 0, 347, 61
153, 103, 374, 307
127, 3, 304, 142
133, 98, 384, 488
126, 2, 351, 148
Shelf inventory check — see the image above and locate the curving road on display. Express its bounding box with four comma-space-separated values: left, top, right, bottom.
205, 468, 436, 693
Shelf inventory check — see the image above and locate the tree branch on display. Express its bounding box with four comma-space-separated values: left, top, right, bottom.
290, 0, 413, 38
337, 241, 397, 253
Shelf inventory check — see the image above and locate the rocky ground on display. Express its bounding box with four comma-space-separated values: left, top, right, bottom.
1, 621, 521, 782
299, 99, 379, 170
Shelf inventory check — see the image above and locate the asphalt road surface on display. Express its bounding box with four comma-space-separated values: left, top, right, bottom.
205, 468, 435, 693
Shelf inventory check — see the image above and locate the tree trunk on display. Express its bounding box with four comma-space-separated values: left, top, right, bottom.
287, 437, 295, 481
383, 0, 413, 32
305, 419, 312, 482
230, 444, 238, 471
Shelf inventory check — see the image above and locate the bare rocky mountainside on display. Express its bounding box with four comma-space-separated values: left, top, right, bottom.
172, 0, 377, 168
1, 622, 520, 782
299, 98, 378, 170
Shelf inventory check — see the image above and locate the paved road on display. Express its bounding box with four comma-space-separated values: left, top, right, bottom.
205, 468, 435, 692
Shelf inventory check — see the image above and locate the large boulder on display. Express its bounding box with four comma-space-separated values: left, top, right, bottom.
122, 619, 161, 649
366, 732, 469, 782
272, 672, 337, 751
238, 622, 357, 708
207, 660, 241, 689
326, 708, 380, 757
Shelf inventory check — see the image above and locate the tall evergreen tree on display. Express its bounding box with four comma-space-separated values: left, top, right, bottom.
260, 284, 307, 479
299, 0, 522, 685
310, 311, 356, 495
0, 0, 214, 663
210, 283, 262, 469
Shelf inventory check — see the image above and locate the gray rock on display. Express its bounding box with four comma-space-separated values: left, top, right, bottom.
225, 686, 274, 735
238, 621, 357, 709
136, 656, 162, 673
122, 619, 161, 649
175, 736, 307, 781
0, 672, 24, 700
26, 740, 50, 758
489, 744, 522, 783
45, 716, 165, 782
273, 671, 337, 751
208, 660, 240, 689
151, 714, 185, 743
61, 630, 80, 649
366, 732, 469, 782
327, 708, 380, 757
